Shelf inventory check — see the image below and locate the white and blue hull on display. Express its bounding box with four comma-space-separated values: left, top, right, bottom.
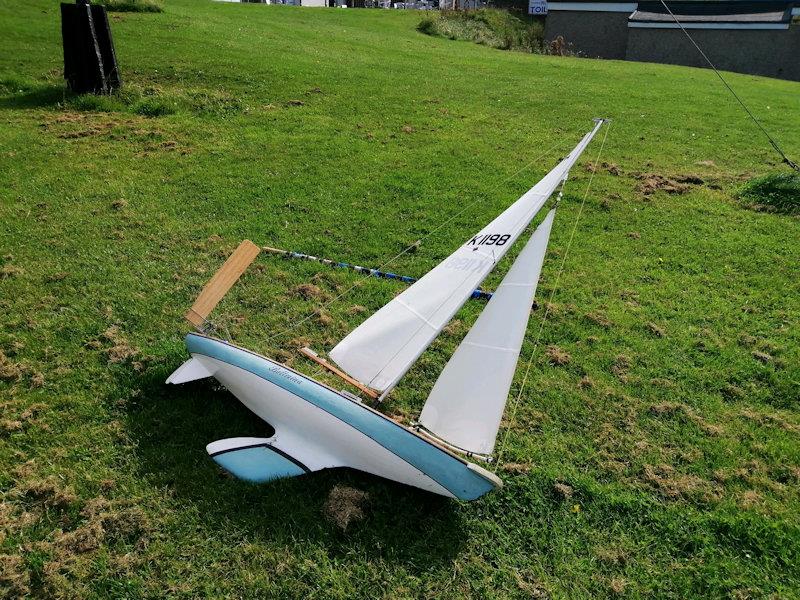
168, 333, 501, 500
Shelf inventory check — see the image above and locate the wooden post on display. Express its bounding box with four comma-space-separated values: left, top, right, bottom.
185, 240, 261, 328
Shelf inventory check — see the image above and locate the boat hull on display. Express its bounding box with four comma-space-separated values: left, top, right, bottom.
174, 333, 501, 500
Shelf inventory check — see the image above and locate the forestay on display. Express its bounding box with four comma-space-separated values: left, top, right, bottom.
330, 121, 603, 394
418, 210, 555, 455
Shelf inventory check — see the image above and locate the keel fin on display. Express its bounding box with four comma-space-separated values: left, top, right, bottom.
207, 437, 310, 483
166, 358, 215, 384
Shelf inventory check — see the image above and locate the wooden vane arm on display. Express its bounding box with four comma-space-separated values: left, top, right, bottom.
185, 240, 261, 328
299, 347, 379, 400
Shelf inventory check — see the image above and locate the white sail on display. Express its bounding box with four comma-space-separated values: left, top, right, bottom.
418, 209, 555, 455
329, 121, 603, 393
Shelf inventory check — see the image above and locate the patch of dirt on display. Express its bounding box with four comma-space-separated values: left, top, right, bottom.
81, 498, 150, 543
595, 547, 628, 566
273, 349, 294, 365
323, 485, 369, 531
611, 354, 631, 380
546, 345, 571, 366
714, 460, 789, 495
401, 124, 415, 134
649, 402, 724, 436
292, 283, 324, 300
97, 326, 139, 364
514, 571, 550, 598
578, 375, 594, 389
29, 372, 44, 388
314, 308, 333, 327
738, 408, 800, 434
646, 322, 666, 337
650, 378, 675, 388
0, 265, 24, 279
0, 420, 23, 433
41, 112, 189, 155
0, 349, 24, 382
56, 521, 104, 554
585, 161, 621, 176
0, 553, 30, 597
17, 477, 77, 510
285, 99, 305, 107
347, 305, 367, 315
584, 311, 612, 328
738, 489, 763, 509
501, 463, 532, 474
751, 350, 772, 364
111, 199, 128, 210
286, 337, 312, 350
553, 482, 574, 499
642, 463, 716, 500
46, 271, 69, 282
609, 577, 627, 595
635, 172, 703, 196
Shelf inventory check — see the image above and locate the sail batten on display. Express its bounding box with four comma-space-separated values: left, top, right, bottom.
418, 209, 556, 455
329, 122, 603, 394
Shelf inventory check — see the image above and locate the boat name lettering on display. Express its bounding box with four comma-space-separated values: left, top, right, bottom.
467, 234, 510, 247
444, 257, 489, 273
267, 365, 304, 385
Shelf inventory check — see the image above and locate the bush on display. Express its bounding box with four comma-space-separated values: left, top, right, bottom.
417, 16, 439, 36
417, 9, 544, 53
738, 171, 800, 215
99, 0, 164, 13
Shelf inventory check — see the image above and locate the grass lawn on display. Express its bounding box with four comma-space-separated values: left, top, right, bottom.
1, 0, 799, 597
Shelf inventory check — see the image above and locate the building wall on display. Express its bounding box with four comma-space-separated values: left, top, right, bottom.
626, 26, 800, 81
544, 10, 631, 59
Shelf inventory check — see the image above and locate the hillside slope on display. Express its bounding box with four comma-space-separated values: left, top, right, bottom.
0, 1, 799, 598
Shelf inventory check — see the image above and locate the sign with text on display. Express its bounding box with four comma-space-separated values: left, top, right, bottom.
528, 0, 547, 14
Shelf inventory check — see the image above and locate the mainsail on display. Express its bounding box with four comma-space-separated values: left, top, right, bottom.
329, 121, 603, 394
418, 210, 555, 455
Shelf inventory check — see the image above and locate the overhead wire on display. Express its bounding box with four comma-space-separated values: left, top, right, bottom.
659, 0, 799, 172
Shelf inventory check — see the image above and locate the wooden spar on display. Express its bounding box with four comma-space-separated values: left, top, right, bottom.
185, 240, 261, 328
298, 347, 380, 400
262, 245, 494, 301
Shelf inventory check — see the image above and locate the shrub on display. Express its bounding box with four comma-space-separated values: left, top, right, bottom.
417, 16, 439, 36
417, 8, 544, 53
100, 0, 164, 13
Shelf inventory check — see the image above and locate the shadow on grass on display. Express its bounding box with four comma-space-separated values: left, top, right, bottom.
119, 363, 467, 570
0, 83, 67, 109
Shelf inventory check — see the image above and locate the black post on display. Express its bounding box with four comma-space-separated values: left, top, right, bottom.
61, 0, 121, 94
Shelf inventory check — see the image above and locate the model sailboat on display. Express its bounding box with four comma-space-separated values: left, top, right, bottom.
167, 120, 605, 500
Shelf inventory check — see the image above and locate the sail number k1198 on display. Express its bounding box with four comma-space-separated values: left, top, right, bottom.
467, 234, 511, 247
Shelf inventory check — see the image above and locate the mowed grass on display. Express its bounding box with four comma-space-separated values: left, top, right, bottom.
1, 0, 799, 597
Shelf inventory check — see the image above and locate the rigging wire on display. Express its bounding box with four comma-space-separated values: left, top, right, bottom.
659, 0, 799, 172
494, 121, 612, 471
263, 132, 585, 346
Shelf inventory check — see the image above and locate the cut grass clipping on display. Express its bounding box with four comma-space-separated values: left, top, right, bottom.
738, 172, 800, 215
418, 9, 544, 53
